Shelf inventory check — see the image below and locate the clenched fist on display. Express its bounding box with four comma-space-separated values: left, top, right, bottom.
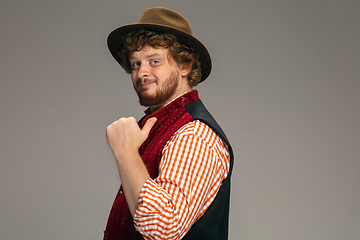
106, 117, 157, 161
106, 117, 157, 215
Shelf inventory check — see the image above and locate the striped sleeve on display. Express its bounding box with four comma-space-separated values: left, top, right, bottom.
133, 120, 230, 240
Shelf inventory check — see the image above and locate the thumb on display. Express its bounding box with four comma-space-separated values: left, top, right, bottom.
142, 117, 157, 135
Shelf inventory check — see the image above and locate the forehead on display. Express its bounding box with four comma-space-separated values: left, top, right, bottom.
129, 45, 169, 60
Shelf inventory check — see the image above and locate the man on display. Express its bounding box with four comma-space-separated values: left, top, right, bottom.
104, 7, 234, 240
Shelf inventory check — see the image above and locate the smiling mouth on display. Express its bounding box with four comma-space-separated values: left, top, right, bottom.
136, 77, 158, 89
140, 82, 155, 87
140, 82, 156, 88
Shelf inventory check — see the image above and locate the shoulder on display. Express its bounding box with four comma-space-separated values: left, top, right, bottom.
165, 120, 229, 154
162, 120, 230, 176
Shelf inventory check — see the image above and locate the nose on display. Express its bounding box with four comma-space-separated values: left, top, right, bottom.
138, 62, 150, 79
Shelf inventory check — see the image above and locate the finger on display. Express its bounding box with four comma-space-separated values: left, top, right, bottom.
142, 117, 157, 135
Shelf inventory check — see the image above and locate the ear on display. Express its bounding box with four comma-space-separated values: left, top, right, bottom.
180, 62, 192, 77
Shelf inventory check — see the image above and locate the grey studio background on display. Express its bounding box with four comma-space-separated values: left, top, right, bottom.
1, 0, 359, 240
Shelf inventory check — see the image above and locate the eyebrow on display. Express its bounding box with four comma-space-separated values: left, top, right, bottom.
130, 53, 163, 61
145, 53, 162, 58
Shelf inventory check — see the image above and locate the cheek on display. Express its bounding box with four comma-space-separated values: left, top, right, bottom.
153, 67, 172, 80
131, 72, 137, 84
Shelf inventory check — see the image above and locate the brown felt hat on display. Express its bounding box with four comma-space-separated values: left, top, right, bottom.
107, 7, 211, 83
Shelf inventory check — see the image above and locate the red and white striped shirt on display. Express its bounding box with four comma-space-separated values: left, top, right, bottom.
133, 120, 230, 240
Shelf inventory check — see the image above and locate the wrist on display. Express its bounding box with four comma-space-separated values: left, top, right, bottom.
114, 148, 140, 165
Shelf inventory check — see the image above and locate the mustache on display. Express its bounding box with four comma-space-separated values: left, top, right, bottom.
135, 78, 158, 88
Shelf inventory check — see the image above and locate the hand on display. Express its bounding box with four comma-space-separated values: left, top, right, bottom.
106, 117, 157, 160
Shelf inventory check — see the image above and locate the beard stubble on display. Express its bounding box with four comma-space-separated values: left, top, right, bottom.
134, 70, 180, 107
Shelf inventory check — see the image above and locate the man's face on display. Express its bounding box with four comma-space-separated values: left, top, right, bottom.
129, 46, 182, 108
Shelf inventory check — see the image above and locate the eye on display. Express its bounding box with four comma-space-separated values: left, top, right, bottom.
150, 60, 159, 65
131, 62, 140, 70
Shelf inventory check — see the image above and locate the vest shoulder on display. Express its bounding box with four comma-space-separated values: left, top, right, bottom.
185, 99, 229, 145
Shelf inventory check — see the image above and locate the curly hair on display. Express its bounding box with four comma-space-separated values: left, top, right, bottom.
118, 30, 202, 87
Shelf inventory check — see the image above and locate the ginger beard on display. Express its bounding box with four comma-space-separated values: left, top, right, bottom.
133, 70, 180, 107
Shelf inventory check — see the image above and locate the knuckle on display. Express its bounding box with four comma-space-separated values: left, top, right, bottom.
128, 117, 136, 122
105, 126, 111, 136
121, 116, 136, 123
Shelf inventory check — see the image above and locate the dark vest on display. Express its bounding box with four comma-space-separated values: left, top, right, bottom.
103, 90, 234, 240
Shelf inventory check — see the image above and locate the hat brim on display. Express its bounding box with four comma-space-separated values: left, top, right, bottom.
107, 23, 211, 83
